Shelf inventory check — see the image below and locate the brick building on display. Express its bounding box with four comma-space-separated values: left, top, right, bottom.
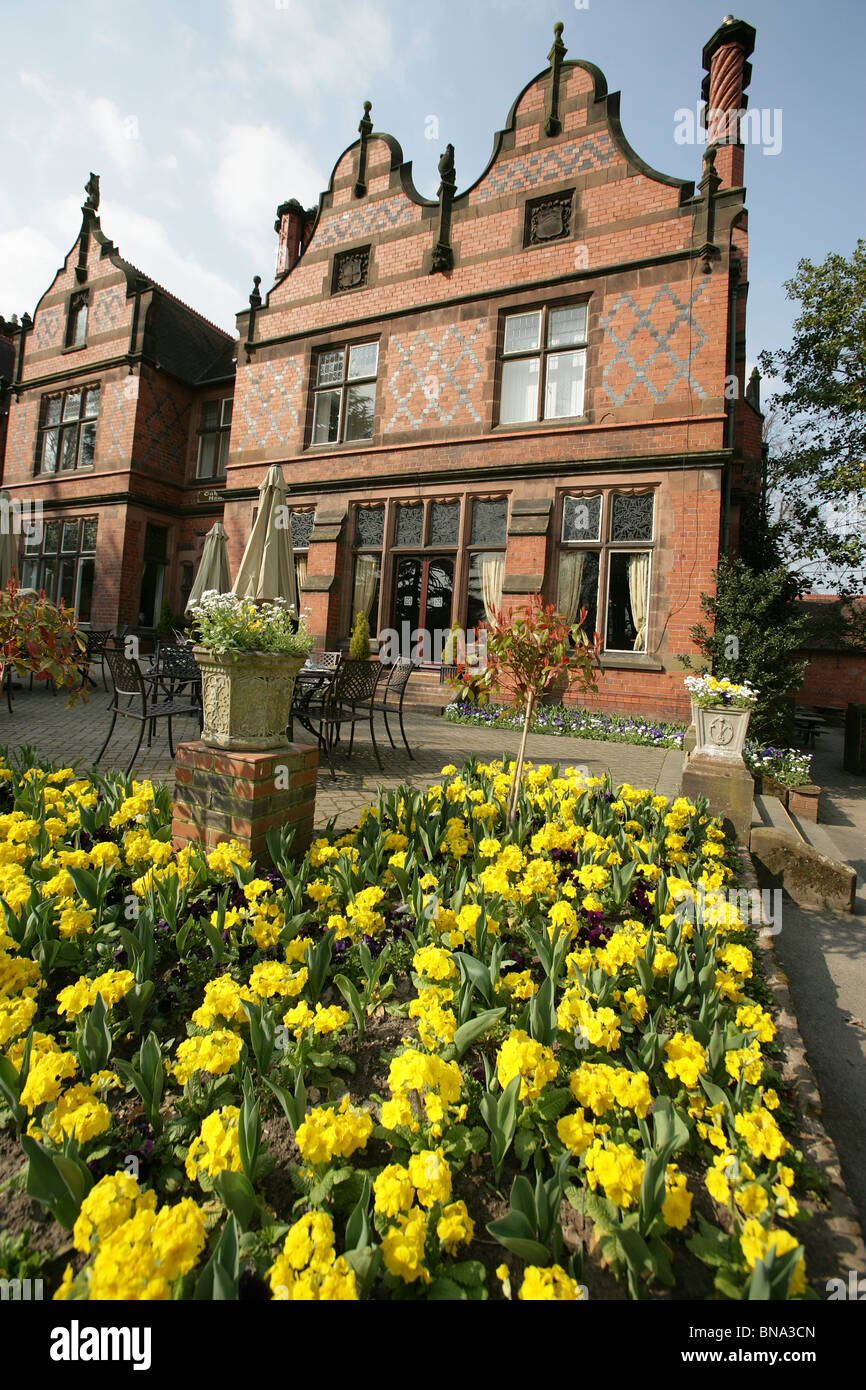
2, 17, 763, 721
0, 179, 235, 631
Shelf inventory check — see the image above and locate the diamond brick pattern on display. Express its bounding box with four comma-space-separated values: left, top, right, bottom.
599, 286, 709, 405
31, 306, 62, 353
386, 324, 484, 431
6, 399, 35, 473
313, 196, 416, 250
89, 285, 126, 335
100, 382, 130, 465
236, 359, 302, 449
136, 387, 190, 470
474, 132, 615, 202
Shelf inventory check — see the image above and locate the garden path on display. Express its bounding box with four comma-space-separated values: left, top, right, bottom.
0, 684, 681, 830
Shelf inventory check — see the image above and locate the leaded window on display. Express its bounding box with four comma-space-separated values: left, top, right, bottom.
19, 515, 97, 620
394, 502, 424, 548
36, 385, 99, 475
311, 341, 378, 446
557, 491, 655, 654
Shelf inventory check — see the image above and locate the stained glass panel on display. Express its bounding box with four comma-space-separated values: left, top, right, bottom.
562, 495, 602, 542
611, 493, 654, 542
471, 498, 508, 545
394, 503, 423, 547
290, 511, 314, 550
355, 505, 385, 548
429, 501, 460, 547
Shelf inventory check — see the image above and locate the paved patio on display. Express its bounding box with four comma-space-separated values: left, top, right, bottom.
0, 682, 683, 830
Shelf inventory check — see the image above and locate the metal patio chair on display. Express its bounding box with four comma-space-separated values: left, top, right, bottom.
310, 658, 385, 779
96, 645, 201, 777
373, 657, 417, 759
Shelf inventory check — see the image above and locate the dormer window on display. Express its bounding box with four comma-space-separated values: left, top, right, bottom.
66, 292, 88, 348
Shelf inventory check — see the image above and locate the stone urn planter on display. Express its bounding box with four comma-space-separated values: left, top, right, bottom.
193, 646, 305, 751
691, 702, 752, 761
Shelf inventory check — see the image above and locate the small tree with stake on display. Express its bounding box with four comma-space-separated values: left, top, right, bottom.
478, 593, 599, 824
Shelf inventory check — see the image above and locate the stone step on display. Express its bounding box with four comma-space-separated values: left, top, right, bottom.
788, 809, 859, 875
752, 791, 802, 839
749, 793, 857, 913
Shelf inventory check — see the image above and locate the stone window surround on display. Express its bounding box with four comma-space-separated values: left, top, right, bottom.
34, 382, 100, 477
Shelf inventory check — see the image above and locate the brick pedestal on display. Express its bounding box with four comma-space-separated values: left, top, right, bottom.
172, 740, 318, 864
788, 784, 821, 823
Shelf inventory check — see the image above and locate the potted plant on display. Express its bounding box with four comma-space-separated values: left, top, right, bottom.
0, 583, 87, 705
189, 591, 313, 751
684, 674, 758, 761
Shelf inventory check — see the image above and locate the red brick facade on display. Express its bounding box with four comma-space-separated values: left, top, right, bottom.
1, 18, 764, 723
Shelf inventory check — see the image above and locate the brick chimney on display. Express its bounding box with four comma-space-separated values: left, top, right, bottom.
701, 15, 757, 188
274, 198, 308, 275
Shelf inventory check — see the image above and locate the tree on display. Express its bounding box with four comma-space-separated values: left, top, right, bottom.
474, 594, 598, 823
681, 556, 807, 745
758, 240, 866, 593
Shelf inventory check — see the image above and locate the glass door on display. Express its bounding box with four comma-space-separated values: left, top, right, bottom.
393, 556, 454, 660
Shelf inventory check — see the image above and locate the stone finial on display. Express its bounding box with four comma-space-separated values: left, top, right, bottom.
249, 274, 262, 309
354, 100, 374, 199
83, 172, 100, 211
746, 366, 761, 411
430, 143, 457, 275
544, 22, 568, 138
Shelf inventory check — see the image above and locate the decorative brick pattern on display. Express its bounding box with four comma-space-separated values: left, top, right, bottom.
385, 324, 485, 431
89, 284, 127, 335
312, 195, 418, 250
172, 739, 319, 862
31, 305, 62, 353
234, 358, 302, 450
599, 286, 710, 405
100, 381, 132, 465
474, 131, 616, 202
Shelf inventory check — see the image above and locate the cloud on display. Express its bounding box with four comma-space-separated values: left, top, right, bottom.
0, 225, 65, 318
229, 0, 395, 100
211, 123, 324, 260
88, 97, 144, 174
96, 201, 244, 332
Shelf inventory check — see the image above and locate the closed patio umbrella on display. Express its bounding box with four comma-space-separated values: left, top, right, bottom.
232, 465, 298, 613
0, 491, 19, 591
185, 521, 231, 613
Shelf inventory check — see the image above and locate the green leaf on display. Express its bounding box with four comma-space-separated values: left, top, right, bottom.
213, 1171, 258, 1231
452, 1007, 505, 1060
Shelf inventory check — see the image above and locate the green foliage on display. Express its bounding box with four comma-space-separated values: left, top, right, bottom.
349, 610, 371, 660
681, 556, 807, 744
156, 597, 182, 639
759, 240, 866, 592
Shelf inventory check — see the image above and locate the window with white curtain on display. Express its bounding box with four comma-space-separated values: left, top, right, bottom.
557, 491, 654, 653
499, 304, 588, 425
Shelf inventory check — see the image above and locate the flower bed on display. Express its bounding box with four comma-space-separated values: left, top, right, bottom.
445, 700, 686, 750
0, 750, 821, 1301
743, 743, 813, 791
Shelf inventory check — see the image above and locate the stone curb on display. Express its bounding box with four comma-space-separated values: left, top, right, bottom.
738, 844, 866, 1277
